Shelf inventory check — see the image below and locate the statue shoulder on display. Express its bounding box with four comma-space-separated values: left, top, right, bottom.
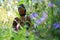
15, 17, 20, 21
26, 16, 31, 21
13, 17, 20, 23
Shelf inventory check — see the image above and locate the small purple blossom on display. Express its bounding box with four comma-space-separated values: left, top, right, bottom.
30, 12, 38, 19
35, 19, 41, 25
42, 12, 48, 17
53, 22, 60, 29
48, 2, 54, 7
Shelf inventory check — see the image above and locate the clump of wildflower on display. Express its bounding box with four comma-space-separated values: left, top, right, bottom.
30, 12, 38, 19
34, 12, 48, 26
48, 2, 54, 7
53, 22, 60, 29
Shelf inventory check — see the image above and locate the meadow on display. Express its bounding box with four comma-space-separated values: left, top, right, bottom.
0, 0, 60, 40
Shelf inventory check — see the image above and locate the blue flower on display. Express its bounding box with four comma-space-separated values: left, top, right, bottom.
53, 22, 60, 29
48, 2, 54, 7
30, 12, 38, 19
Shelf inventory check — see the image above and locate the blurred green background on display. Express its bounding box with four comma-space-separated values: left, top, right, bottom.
0, 0, 60, 40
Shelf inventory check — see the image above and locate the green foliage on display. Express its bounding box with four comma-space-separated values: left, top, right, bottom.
0, 0, 60, 40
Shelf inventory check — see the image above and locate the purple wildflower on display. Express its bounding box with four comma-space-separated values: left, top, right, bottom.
48, 2, 54, 7
34, 12, 48, 26
30, 12, 38, 19
42, 12, 48, 18
35, 19, 41, 25
53, 22, 60, 29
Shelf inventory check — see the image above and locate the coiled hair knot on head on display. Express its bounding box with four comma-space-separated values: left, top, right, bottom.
18, 4, 26, 16
18, 4, 26, 12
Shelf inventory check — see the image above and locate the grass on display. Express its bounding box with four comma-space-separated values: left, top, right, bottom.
0, 0, 60, 40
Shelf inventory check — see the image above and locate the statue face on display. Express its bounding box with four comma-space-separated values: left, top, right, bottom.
18, 8, 26, 16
